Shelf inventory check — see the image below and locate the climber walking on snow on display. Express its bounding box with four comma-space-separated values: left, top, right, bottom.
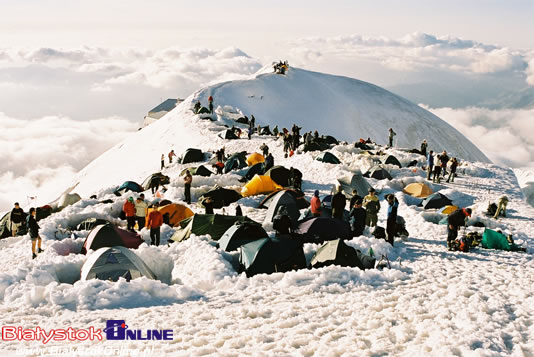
388, 128, 396, 147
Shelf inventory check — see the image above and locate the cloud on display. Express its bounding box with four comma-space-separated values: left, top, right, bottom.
425, 106, 534, 169
0, 113, 137, 212
291, 32, 530, 80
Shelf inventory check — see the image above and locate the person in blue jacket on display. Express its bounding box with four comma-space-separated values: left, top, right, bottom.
426, 150, 434, 180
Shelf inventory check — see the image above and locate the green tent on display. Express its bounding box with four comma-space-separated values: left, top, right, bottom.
315, 152, 341, 164
239, 237, 307, 277
218, 222, 268, 252
481, 229, 523, 252
310, 239, 375, 270
171, 214, 256, 242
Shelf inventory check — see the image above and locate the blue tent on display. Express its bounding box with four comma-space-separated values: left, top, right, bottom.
114, 181, 144, 196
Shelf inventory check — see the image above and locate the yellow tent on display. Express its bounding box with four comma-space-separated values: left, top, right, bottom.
440, 205, 459, 215
246, 152, 265, 166
403, 182, 433, 198
241, 175, 282, 197
146, 203, 194, 227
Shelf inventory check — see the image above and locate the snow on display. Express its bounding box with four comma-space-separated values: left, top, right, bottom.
1, 68, 533, 356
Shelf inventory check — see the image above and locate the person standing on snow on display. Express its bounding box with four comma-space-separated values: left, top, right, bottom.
27, 207, 43, 259
331, 186, 346, 220
349, 198, 366, 237
440, 151, 450, 178
260, 143, 269, 157
168, 149, 176, 164
447, 157, 458, 183
264, 153, 274, 172
146, 202, 163, 246
10, 202, 25, 237
385, 194, 399, 246
447, 207, 471, 250
420, 139, 428, 157
184, 170, 193, 204
363, 188, 380, 227
310, 190, 322, 217
208, 95, 214, 114
426, 150, 434, 180
134, 194, 148, 230
433, 153, 442, 183
388, 128, 396, 147
161, 154, 165, 170
123, 197, 136, 231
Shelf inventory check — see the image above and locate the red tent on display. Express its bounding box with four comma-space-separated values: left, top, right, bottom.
82, 224, 144, 254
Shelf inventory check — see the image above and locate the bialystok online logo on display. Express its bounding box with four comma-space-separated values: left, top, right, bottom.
1, 320, 173, 344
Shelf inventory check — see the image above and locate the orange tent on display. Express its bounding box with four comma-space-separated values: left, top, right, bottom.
246, 152, 265, 166
146, 203, 194, 227
403, 182, 433, 198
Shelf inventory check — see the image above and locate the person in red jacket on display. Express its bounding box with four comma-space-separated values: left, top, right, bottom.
147, 202, 164, 246
208, 95, 214, 113
310, 190, 321, 217
123, 197, 136, 231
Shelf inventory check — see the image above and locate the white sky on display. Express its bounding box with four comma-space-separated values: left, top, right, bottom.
2, 1, 534, 52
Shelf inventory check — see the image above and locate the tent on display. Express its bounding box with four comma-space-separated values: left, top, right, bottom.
114, 181, 144, 196
246, 153, 265, 166
36, 205, 53, 221
82, 224, 144, 254
181, 165, 213, 177
315, 152, 341, 164
197, 107, 210, 114
80, 246, 156, 282
439, 205, 459, 215
364, 166, 393, 180
147, 203, 194, 227
241, 175, 282, 197
58, 192, 81, 209
198, 186, 242, 209
141, 173, 170, 190
310, 239, 376, 270
264, 166, 303, 188
323, 135, 339, 145
354, 142, 371, 150
218, 129, 239, 140
76, 218, 110, 231
0, 212, 25, 238
171, 214, 256, 242
181, 148, 204, 164
224, 152, 248, 173
240, 163, 264, 183
481, 229, 523, 252
337, 173, 372, 198
259, 125, 272, 135
294, 217, 351, 243
239, 237, 307, 277
403, 182, 433, 198
382, 155, 402, 168
420, 193, 453, 209
235, 117, 249, 124
259, 189, 309, 210
218, 222, 268, 252
263, 190, 301, 225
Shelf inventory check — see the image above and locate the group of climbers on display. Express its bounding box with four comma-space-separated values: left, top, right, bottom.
273, 60, 289, 74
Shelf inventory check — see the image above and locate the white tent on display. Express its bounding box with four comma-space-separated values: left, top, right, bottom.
80, 246, 156, 282
337, 172, 372, 197
58, 192, 81, 210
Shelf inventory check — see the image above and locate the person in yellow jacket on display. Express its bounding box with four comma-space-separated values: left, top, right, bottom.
363, 188, 380, 227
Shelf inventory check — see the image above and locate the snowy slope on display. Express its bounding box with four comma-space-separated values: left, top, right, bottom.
198, 67, 489, 162
3, 68, 533, 356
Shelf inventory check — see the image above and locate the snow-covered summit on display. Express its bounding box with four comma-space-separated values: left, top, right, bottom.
70, 66, 490, 198
196, 67, 490, 162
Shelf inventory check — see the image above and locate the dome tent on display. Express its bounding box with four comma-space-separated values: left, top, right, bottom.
419, 193, 453, 209
58, 192, 81, 210
180, 148, 204, 164
403, 182, 433, 198
114, 181, 144, 196
171, 214, 256, 242
82, 224, 144, 254
239, 237, 307, 277
310, 239, 376, 270
315, 152, 341, 164
263, 190, 300, 225
241, 175, 282, 197
80, 246, 156, 282
146, 203, 194, 227
218, 222, 268, 252
246, 152, 265, 166
337, 172, 372, 198
198, 186, 242, 209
